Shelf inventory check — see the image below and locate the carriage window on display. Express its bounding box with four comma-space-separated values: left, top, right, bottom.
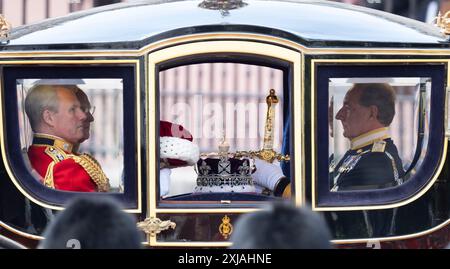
16, 79, 124, 193
158, 62, 290, 202
328, 78, 430, 192
315, 64, 445, 209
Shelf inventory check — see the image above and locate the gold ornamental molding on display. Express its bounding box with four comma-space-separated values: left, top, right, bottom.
218, 215, 233, 239
435, 11, 450, 35
198, 0, 248, 17
137, 217, 176, 237
0, 14, 11, 41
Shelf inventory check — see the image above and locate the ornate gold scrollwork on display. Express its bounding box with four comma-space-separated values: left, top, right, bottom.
218, 215, 233, 239
435, 11, 450, 35
198, 0, 248, 17
0, 14, 11, 41
137, 217, 176, 237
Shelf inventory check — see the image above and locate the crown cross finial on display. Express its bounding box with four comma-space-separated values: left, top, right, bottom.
218, 131, 230, 154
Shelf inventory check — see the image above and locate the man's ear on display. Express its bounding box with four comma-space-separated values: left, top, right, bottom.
369, 105, 379, 120
42, 109, 55, 127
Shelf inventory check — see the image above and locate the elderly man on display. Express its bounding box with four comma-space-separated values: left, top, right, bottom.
330, 83, 404, 191
26, 84, 109, 192
252, 83, 405, 237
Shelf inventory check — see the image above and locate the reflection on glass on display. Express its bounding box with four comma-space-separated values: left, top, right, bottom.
17, 79, 124, 193
329, 78, 431, 191
158, 63, 286, 200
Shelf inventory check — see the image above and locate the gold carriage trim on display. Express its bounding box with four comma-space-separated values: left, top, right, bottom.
137, 217, 176, 237
72, 154, 110, 192
0, 14, 11, 40
435, 11, 450, 35
219, 215, 233, 239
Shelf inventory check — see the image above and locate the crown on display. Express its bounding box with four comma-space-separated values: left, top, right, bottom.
194, 157, 255, 193
194, 136, 256, 193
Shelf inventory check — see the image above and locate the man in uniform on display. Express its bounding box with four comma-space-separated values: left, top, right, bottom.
254, 83, 404, 193
253, 83, 404, 237
327, 83, 405, 237
25, 84, 109, 192
330, 83, 404, 191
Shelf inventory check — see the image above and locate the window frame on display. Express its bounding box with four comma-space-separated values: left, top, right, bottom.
312, 62, 447, 210
147, 39, 302, 247
0, 62, 141, 212
147, 40, 304, 205
157, 54, 291, 206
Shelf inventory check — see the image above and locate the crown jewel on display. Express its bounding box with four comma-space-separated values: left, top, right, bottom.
194, 136, 255, 193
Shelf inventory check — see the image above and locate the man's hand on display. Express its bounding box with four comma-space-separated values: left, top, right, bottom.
251, 158, 285, 191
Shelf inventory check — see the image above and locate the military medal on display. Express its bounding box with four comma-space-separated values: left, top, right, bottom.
329, 158, 337, 173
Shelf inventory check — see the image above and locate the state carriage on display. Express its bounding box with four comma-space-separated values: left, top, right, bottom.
0, 0, 449, 248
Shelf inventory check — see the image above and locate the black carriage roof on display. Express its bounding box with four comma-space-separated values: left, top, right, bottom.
3, 0, 450, 51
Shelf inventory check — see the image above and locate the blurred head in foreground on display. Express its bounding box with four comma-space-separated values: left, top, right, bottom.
230, 202, 332, 249
39, 196, 143, 249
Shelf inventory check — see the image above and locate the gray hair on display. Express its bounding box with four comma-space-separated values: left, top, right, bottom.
353, 83, 396, 126
25, 85, 80, 132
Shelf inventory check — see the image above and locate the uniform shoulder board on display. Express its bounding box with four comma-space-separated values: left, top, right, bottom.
371, 140, 386, 153
44, 146, 68, 163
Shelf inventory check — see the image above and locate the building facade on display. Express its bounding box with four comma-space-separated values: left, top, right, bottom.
0, 0, 122, 27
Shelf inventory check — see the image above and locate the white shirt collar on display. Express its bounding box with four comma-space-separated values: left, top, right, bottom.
350, 127, 390, 150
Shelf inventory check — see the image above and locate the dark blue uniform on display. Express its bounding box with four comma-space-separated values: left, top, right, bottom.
331, 138, 404, 191
278, 123, 406, 237
329, 138, 405, 237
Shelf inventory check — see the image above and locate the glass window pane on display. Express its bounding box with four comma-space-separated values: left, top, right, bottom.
328, 78, 430, 191
17, 79, 124, 193
158, 62, 288, 201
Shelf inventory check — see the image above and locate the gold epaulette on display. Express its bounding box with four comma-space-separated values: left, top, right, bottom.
43, 146, 68, 189
72, 154, 110, 192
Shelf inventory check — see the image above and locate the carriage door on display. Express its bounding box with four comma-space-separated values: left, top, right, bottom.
143, 38, 302, 247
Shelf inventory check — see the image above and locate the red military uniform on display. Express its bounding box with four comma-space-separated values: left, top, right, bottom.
27, 134, 110, 192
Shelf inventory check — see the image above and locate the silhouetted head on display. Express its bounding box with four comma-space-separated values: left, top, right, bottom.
39, 197, 143, 249
230, 202, 332, 249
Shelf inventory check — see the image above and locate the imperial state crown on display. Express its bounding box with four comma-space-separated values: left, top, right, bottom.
194, 137, 256, 193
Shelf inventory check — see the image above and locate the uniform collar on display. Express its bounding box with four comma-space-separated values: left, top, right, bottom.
350, 127, 390, 150
33, 133, 74, 153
